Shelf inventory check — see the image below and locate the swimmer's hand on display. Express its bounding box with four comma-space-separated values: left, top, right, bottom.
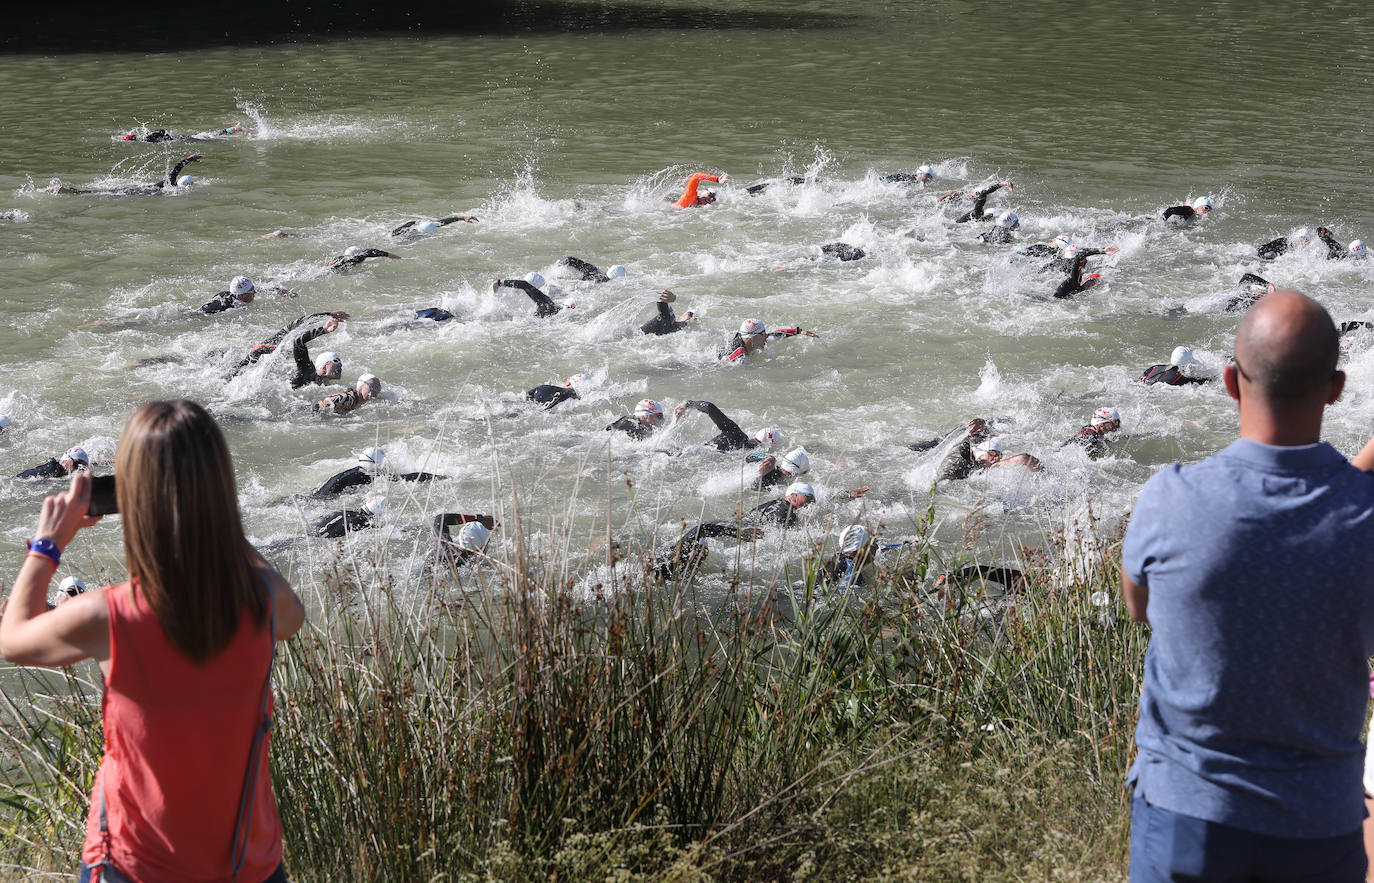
229, 122, 247, 133
658, 290, 676, 303
329, 310, 350, 321
681, 311, 695, 323
259, 230, 287, 239
800, 329, 819, 338
847, 486, 870, 499
1105, 245, 1120, 256
757, 456, 776, 475
719, 173, 729, 183
672, 402, 690, 420
184, 153, 203, 163
323, 318, 339, 334
479, 515, 497, 530
740, 527, 764, 542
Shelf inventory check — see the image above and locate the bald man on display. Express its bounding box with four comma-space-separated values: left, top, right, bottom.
1120, 290, 1374, 882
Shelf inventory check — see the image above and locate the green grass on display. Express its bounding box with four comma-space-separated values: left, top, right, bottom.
0, 501, 1144, 881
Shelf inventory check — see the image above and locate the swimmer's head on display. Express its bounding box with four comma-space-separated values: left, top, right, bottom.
972, 437, 1002, 465
456, 521, 490, 553
61, 447, 90, 472
752, 428, 782, 451
525, 272, 546, 289
343, 246, 365, 259
564, 372, 591, 389
1351, 240, 1368, 259
607, 265, 628, 278
357, 373, 381, 399
414, 220, 439, 234
315, 351, 343, 379
839, 524, 870, 556
121, 132, 136, 141
362, 496, 387, 517
1191, 196, 1213, 214
779, 448, 810, 477
917, 164, 935, 182
697, 188, 717, 205
1169, 346, 1197, 369
634, 399, 664, 425
358, 447, 386, 471
1091, 406, 1121, 432
1062, 244, 1081, 259
1292, 227, 1314, 245
785, 481, 816, 508
562, 299, 581, 311
231, 276, 255, 302
0, 415, 10, 432
178, 176, 195, 186
1051, 234, 1075, 252
997, 211, 1019, 229
739, 318, 766, 338
55, 576, 87, 605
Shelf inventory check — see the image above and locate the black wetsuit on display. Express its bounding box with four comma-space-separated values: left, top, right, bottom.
328, 249, 398, 272
231, 313, 336, 383
719, 327, 805, 362
15, 458, 75, 479
1162, 205, 1202, 222
942, 565, 1027, 592
57, 155, 201, 195
1053, 250, 1105, 299
1341, 321, 1373, 335
819, 242, 866, 262
126, 128, 233, 143
1226, 274, 1271, 313
605, 416, 656, 440
937, 441, 986, 482
978, 226, 1015, 245
678, 497, 801, 542
680, 401, 758, 452
526, 385, 579, 409
314, 507, 376, 538
1318, 227, 1349, 260
431, 513, 492, 567
746, 176, 806, 195
954, 182, 1008, 224
494, 280, 561, 318
1018, 243, 1058, 258
640, 300, 686, 335
653, 536, 709, 580
879, 172, 929, 184
414, 307, 455, 322
200, 292, 242, 314
389, 215, 474, 237
746, 453, 789, 491
311, 466, 441, 499
1257, 237, 1295, 260
1140, 365, 1210, 386
1064, 425, 1112, 460
558, 256, 610, 283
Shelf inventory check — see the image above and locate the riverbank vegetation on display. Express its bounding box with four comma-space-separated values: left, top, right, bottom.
1, 505, 1142, 881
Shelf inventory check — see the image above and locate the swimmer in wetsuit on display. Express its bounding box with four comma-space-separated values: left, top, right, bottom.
939, 179, 1013, 223
311, 448, 444, 499
314, 373, 382, 415
746, 447, 809, 491
881, 165, 936, 185
389, 214, 478, 237
653, 535, 712, 581
328, 246, 401, 272
1256, 227, 1314, 260
700, 481, 817, 533
977, 211, 1020, 245
674, 172, 729, 207
432, 514, 496, 568
230, 311, 349, 385
938, 437, 1042, 482
640, 290, 694, 335
526, 373, 590, 410
1316, 226, 1368, 261
605, 399, 665, 440
1140, 346, 1211, 386
818, 242, 867, 261
720, 319, 818, 362
1052, 244, 1117, 299
671, 401, 781, 453
557, 256, 627, 283
199, 276, 296, 314
1225, 273, 1276, 313
818, 524, 878, 590
491, 277, 569, 318
314, 496, 386, 538
15, 447, 89, 480
119, 122, 246, 142
1061, 407, 1121, 460
413, 307, 456, 322
1162, 196, 1212, 223
44, 153, 202, 195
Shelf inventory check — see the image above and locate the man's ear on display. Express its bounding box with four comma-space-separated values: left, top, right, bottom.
1327, 370, 1347, 405
1222, 364, 1242, 403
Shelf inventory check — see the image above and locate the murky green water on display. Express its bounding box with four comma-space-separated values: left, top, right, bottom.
2, 1, 1373, 594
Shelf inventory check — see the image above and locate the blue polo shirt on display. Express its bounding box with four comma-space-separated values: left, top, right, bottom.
1123, 438, 1374, 838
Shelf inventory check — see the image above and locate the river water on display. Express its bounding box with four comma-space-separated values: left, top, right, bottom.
2, 1, 1373, 597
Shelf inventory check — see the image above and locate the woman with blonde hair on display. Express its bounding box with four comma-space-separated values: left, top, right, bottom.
0, 399, 305, 882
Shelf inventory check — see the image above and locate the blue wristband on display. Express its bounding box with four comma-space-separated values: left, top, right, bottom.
27, 538, 60, 567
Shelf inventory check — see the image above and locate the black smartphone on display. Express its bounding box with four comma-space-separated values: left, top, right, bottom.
88, 475, 118, 516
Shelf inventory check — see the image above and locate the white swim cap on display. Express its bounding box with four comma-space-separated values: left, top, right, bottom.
59, 576, 86, 594
562, 299, 580, 311
839, 524, 870, 555
1293, 227, 1313, 244
358, 447, 385, 469
1170, 346, 1197, 368
564, 372, 591, 388
1351, 240, 1368, 258
779, 448, 810, 476
315, 351, 343, 373
740, 318, 766, 336
525, 271, 546, 289
179, 176, 195, 185
785, 481, 816, 501
0, 415, 10, 431
456, 521, 490, 552
64, 447, 89, 465
972, 438, 1002, 457
1091, 406, 1121, 427
414, 220, 439, 234
634, 399, 663, 419
700, 187, 717, 198
607, 265, 628, 278
1062, 244, 1081, 259
358, 372, 381, 391
1051, 234, 1075, 251
753, 428, 782, 451
1191, 196, 1213, 212
997, 210, 1019, 229
343, 246, 364, 258
231, 276, 254, 296
362, 496, 387, 517
917, 164, 935, 179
